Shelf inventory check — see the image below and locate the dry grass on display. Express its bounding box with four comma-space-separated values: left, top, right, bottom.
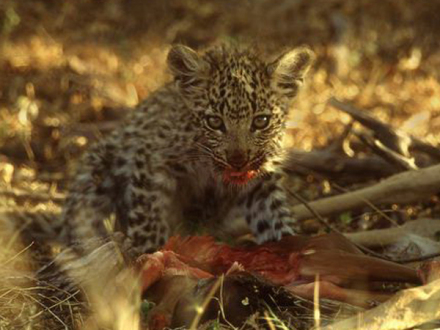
0, 229, 81, 330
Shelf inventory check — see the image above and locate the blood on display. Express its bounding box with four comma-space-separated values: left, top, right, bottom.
223, 170, 257, 184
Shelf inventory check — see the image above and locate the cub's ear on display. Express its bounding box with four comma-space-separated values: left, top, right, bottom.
167, 45, 210, 91
267, 47, 314, 98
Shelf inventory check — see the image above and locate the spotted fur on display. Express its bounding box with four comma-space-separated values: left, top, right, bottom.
62, 44, 314, 253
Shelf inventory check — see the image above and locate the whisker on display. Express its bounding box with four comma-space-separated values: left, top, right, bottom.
194, 143, 231, 169
194, 142, 214, 153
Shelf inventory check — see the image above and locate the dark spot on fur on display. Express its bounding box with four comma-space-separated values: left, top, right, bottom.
246, 181, 263, 208
170, 163, 187, 173
257, 221, 270, 233
256, 184, 278, 201
278, 211, 290, 219
159, 225, 167, 234
270, 199, 282, 211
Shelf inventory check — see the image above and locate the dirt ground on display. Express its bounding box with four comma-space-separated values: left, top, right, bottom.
1, 0, 440, 329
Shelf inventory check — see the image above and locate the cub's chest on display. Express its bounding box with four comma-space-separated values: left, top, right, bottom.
178, 166, 239, 223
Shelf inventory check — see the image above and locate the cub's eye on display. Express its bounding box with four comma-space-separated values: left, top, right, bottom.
206, 115, 224, 131
252, 115, 270, 130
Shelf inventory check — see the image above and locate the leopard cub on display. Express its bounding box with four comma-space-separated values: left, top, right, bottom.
62, 44, 314, 253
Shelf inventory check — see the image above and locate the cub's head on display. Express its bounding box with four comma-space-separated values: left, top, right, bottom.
167, 44, 314, 184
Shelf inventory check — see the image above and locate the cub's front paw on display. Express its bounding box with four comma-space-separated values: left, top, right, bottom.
254, 221, 294, 244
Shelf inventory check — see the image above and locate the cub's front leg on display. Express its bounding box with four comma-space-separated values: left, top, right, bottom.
238, 172, 294, 243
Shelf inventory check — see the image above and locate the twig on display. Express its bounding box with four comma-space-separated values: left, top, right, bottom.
397, 252, 440, 264
289, 190, 341, 234
291, 189, 440, 264
0, 188, 65, 203
189, 276, 223, 330
289, 190, 397, 262
328, 97, 412, 156
330, 182, 401, 228
329, 97, 440, 162
356, 132, 417, 171
290, 164, 440, 221
3, 242, 34, 266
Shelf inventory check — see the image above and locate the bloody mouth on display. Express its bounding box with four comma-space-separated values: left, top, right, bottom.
223, 170, 257, 185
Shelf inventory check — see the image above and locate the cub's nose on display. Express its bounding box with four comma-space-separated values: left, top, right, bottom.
227, 149, 249, 170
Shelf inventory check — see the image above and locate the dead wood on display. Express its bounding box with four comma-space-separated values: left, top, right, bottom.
320, 278, 440, 330
345, 219, 440, 262
289, 164, 440, 221
345, 218, 440, 249
283, 149, 398, 182
412, 138, 440, 161
283, 98, 440, 182
329, 97, 440, 163
329, 97, 412, 156
282, 98, 440, 182
0, 187, 65, 203
355, 132, 418, 171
